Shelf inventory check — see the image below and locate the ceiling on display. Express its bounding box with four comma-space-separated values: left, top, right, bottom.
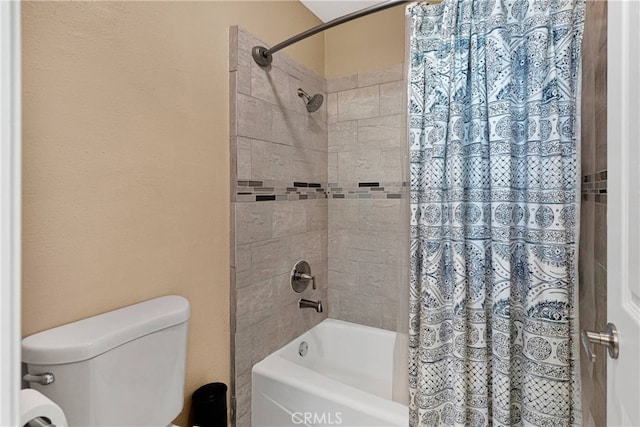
299, 0, 388, 23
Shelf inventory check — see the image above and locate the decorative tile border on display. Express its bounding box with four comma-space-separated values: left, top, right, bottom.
235, 180, 408, 201
328, 182, 407, 199
236, 180, 327, 202
582, 170, 607, 203
238, 174, 598, 203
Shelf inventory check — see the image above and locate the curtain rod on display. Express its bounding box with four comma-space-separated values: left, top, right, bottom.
252, 0, 412, 67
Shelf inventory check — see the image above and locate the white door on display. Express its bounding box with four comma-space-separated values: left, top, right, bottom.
607, 0, 640, 425
0, 0, 21, 426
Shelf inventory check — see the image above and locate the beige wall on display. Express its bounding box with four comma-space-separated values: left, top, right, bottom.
21, 2, 322, 425
324, 7, 406, 78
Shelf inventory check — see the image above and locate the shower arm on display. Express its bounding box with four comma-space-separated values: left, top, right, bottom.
252, 0, 412, 67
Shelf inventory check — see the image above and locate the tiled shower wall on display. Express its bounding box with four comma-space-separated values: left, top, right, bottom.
229, 27, 328, 427
326, 65, 409, 331
579, 2, 607, 426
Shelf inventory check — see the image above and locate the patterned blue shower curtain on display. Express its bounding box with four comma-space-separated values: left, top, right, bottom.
408, 0, 585, 426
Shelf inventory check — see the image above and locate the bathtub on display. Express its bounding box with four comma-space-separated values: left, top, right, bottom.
251, 318, 408, 427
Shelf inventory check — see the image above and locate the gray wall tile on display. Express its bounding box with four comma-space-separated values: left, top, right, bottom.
236, 137, 252, 180
271, 106, 327, 152
234, 243, 252, 272
329, 199, 359, 230
235, 369, 251, 420
337, 149, 382, 182
306, 200, 328, 232
249, 237, 291, 284
237, 273, 298, 327
379, 80, 405, 116
358, 114, 404, 149
333, 289, 383, 328
327, 93, 338, 124
250, 139, 291, 181
359, 261, 400, 290
272, 202, 307, 237
271, 106, 304, 146
289, 230, 324, 265
235, 202, 273, 245
328, 258, 359, 292
327, 73, 358, 93
595, 109, 607, 172
377, 231, 408, 266
235, 330, 252, 376
357, 64, 404, 88
229, 73, 238, 138
338, 85, 380, 121
291, 146, 327, 182
237, 412, 251, 427
329, 229, 381, 264
237, 93, 274, 141
251, 62, 292, 107
381, 148, 406, 182
358, 199, 405, 232
594, 202, 607, 267
229, 26, 239, 72
328, 153, 338, 183
329, 120, 358, 153
235, 267, 252, 291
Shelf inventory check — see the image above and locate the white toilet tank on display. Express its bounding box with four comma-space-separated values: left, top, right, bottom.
22, 295, 190, 426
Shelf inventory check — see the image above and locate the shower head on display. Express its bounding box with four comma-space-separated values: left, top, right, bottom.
297, 88, 324, 113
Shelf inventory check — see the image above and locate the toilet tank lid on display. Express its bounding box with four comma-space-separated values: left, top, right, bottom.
22, 295, 190, 365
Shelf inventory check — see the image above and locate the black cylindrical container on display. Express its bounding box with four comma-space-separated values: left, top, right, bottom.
191, 382, 227, 427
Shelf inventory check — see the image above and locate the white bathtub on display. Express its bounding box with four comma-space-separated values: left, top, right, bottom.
251, 319, 408, 427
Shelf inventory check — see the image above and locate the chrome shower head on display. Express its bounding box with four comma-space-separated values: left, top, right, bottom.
297, 88, 324, 113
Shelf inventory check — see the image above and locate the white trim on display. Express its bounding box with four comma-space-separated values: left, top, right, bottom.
607, 0, 640, 425
0, 0, 21, 425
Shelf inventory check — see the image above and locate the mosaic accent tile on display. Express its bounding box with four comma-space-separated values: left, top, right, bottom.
326, 182, 407, 199
235, 180, 328, 202
235, 180, 407, 202
581, 170, 607, 203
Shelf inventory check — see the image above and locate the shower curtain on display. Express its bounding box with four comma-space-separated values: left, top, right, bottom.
407, 0, 584, 426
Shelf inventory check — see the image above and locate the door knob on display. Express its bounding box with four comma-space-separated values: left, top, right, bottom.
581, 322, 619, 362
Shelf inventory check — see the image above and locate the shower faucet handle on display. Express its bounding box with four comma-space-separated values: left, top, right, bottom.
295, 272, 316, 289
291, 260, 316, 292
294, 272, 316, 289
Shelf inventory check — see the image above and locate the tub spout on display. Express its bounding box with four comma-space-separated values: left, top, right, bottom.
299, 298, 323, 313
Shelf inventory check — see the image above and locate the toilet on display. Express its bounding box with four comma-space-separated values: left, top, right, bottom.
22, 295, 190, 426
